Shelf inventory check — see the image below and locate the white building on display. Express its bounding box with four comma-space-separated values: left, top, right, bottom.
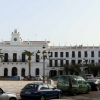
0, 29, 100, 77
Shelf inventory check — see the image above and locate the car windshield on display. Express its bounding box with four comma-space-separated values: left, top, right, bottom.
58, 76, 70, 83
87, 79, 97, 82
24, 84, 39, 89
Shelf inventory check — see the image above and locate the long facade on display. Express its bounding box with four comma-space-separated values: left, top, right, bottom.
0, 29, 100, 77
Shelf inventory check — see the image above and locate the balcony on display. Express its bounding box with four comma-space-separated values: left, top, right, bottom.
1, 59, 28, 62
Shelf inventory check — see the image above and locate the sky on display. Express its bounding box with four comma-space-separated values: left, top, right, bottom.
0, 0, 100, 46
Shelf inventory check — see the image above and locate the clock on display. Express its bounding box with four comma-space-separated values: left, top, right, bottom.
14, 38, 17, 41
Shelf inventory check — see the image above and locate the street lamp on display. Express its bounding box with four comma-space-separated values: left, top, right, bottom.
80, 59, 86, 76
37, 45, 51, 83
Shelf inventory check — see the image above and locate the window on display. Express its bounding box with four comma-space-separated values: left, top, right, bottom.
71, 77, 77, 85
91, 60, 94, 64
0, 88, 3, 93
55, 52, 58, 57
98, 51, 100, 57
60, 60, 63, 66
58, 76, 69, 84
72, 51, 75, 57
24, 84, 38, 89
98, 60, 100, 63
4, 53, 8, 62
66, 60, 69, 65
84, 51, 88, 57
42, 84, 49, 89
48, 84, 54, 89
71, 60, 75, 65
78, 51, 81, 57
14, 38, 17, 41
66, 52, 69, 57
55, 60, 58, 66
78, 60, 82, 64
49, 60, 52, 67
77, 79, 82, 84
60, 52, 63, 57
91, 51, 94, 57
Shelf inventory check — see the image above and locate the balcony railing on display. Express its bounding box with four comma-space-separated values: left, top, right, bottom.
1, 59, 28, 62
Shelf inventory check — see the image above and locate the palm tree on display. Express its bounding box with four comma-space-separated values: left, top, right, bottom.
23, 50, 34, 79
0, 54, 4, 62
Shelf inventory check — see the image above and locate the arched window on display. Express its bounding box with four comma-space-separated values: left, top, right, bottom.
4, 68, 8, 76
21, 68, 25, 77
12, 67, 17, 76
35, 68, 39, 75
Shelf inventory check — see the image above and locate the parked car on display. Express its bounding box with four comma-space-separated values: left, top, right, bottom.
87, 79, 100, 91
57, 75, 91, 96
95, 74, 100, 79
0, 87, 18, 100
84, 74, 94, 80
50, 76, 59, 81
35, 75, 43, 81
4, 76, 24, 80
5, 76, 19, 80
20, 83, 62, 100
31, 76, 37, 81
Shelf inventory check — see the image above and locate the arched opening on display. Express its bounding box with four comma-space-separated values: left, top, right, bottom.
21, 68, 25, 77
12, 67, 17, 76
4, 68, 8, 76
35, 68, 39, 75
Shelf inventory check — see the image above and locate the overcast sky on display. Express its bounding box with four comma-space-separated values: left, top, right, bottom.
0, 0, 100, 46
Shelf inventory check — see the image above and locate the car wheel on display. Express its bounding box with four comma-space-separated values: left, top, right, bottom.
57, 92, 61, 99
96, 86, 99, 91
86, 88, 90, 94
9, 98, 17, 100
71, 90, 77, 96
40, 95, 45, 100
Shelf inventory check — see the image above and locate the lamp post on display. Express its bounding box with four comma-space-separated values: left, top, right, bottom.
80, 59, 86, 76
37, 45, 51, 83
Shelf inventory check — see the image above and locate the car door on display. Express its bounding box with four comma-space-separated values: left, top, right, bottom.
77, 77, 83, 92
82, 79, 88, 92
0, 88, 7, 100
48, 84, 57, 98
40, 84, 52, 99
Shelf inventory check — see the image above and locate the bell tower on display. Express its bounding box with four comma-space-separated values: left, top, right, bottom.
10, 29, 23, 45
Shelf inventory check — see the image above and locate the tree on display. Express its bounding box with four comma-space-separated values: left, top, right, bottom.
88, 63, 98, 76
63, 64, 70, 75
23, 50, 34, 79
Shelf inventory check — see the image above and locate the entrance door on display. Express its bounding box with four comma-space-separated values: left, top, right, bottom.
12, 67, 17, 76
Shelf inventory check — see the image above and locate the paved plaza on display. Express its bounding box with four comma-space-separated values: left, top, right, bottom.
0, 81, 42, 97
1, 81, 100, 100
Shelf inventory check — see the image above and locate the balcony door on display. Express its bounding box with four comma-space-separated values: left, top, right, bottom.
22, 53, 25, 62
4, 53, 8, 62
13, 53, 17, 62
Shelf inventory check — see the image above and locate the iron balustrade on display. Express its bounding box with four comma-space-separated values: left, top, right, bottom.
1, 59, 28, 62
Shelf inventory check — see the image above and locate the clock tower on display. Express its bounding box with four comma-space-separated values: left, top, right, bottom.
10, 29, 23, 45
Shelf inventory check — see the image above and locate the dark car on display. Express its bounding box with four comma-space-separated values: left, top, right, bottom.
87, 79, 100, 91
20, 83, 62, 100
50, 76, 59, 81
5, 76, 18, 80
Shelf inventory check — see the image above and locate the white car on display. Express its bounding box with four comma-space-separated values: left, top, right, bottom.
0, 87, 18, 100
95, 74, 100, 79
35, 75, 43, 81
84, 74, 94, 80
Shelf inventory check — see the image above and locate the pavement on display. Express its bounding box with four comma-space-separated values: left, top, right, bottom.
0, 80, 43, 98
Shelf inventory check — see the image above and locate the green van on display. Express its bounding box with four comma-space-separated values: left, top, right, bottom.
57, 75, 91, 96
